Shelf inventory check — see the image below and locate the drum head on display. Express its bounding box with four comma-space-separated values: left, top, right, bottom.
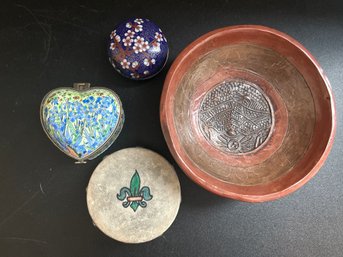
87, 147, 181, 243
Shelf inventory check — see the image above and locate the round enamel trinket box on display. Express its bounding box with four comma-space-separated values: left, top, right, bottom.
40, 83, 124, 163
108, 18, 169, 80
160, 25, 336, 202
87, 147, 181, 243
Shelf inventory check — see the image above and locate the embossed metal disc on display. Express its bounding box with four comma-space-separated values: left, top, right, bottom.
87, 147, 181, 243
198, 80, 274, 154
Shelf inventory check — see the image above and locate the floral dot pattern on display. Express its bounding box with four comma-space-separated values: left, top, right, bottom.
41, 89, 121, 159
108, 18, 169, 80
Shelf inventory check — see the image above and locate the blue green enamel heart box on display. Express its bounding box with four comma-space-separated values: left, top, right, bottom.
40, 83, 124, 163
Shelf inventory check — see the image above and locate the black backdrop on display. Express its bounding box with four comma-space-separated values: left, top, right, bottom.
0, 1, 342, 256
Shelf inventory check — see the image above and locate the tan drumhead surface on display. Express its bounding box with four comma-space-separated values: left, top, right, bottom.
87, 147, 181, 243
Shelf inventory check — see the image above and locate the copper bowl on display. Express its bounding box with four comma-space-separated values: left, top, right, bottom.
160, 25, 336, 202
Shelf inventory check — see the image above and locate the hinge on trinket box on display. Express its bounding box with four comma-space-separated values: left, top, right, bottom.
73, 82, 91, 91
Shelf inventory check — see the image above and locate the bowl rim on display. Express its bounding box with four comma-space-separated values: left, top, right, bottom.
160, 25, 336, 202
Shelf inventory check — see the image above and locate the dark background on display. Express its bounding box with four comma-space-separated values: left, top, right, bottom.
0, 0, 342, 256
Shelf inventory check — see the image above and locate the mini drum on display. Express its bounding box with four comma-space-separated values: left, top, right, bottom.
87, 147, 181, 243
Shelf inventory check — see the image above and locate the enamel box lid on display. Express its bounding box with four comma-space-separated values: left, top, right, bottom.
40, 83, 124, 163
108, 18, 169, 80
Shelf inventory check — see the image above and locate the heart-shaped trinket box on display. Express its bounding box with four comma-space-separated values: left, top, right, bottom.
40, 83, 124, 163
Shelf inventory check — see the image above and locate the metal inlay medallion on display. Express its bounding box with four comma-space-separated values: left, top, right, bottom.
198, 80, 274, 154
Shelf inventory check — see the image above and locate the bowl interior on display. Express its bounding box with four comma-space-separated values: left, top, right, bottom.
161, 26, 335, 201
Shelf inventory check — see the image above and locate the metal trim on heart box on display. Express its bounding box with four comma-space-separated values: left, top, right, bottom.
40, 83, 124, 163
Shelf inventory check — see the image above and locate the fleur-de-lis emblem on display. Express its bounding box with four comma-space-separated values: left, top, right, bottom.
117, 170, 153, 212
